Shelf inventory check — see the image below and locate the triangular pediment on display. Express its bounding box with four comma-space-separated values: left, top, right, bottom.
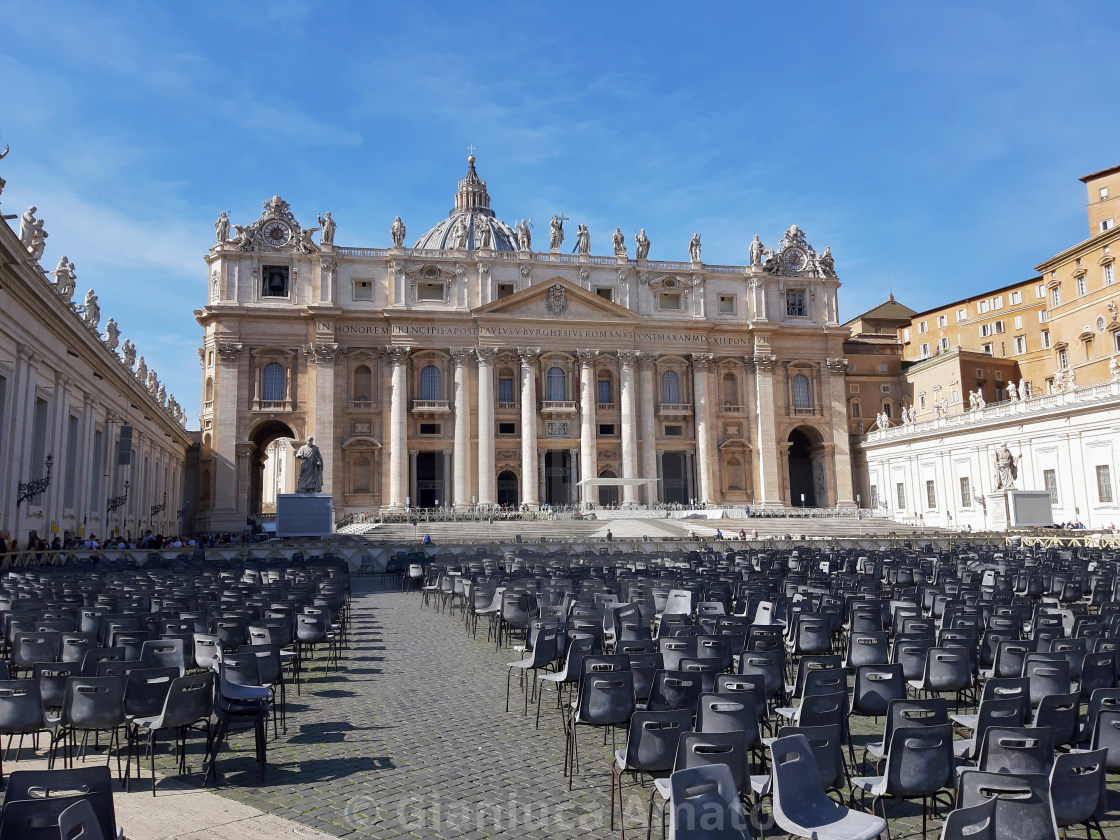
474, 277, 640, 323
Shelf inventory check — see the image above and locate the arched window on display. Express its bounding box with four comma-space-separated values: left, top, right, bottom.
792, 374, 810, 409
262, 363, 285, 401
546, 366, 566, 401
661, 370, 680, 403
353, 365, 372, 401
419, 365, 442, 401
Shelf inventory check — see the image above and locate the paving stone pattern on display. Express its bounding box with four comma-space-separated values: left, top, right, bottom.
198, 578, 1120, 839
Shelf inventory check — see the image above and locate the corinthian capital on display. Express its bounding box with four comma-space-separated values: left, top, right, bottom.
475, 347, 498, 365
382, 345, 411, 366
826, 357, 850, 376
576, 349, 600, 367
754, 354, 778, 374
691, 352, 715, 371
617, 349, 641, 370
517, 347, 542, 365
216, 342, 243, 363
450, 347, 475, 366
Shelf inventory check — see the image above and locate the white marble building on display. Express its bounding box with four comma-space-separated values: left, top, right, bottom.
195, 155, 856, 531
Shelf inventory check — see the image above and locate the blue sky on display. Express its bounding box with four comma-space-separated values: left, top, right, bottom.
2, 2, 1117, 427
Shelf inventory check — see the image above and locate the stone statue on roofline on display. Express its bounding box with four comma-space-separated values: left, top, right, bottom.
52, 256, 76, 303
121, 339, 136, 369
749, 234, 764, 267
517, 218, 532, 252
391, 216, 406, 248
549, 215, 566, 251
689, 233, 702, 262
135, 355, 147, 384
575, 224, 590, 255
317, 212, 336, 245
214, 211, 230, 243
103, 318, 120, 351
82, 290, 100, 329
634, 229, 650, 260
29, 218, 48, 259
19, 206, 37, 247
612, 227, 626, 257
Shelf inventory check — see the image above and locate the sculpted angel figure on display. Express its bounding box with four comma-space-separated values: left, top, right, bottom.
390, 216, 406, 247
103, 317, 120, 351
295, 227, 319, 254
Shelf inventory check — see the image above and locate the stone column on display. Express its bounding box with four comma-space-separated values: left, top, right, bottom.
476, 348, 497, 507
638, 354, 658, 504
684, 450, 695, 502
576, 349, 599, 507
304, 342, 341, 498
538, 448, 547, 505
408, 449, 418, 507
569, 448, 579, 505
213, 342, 243, 528
451, 348, 474, 510
691, 353, 715, 504
752, 353, 781, 506
441, 449, 452, 508
518, 347, 541, 509
618, 350, 640, 505
385, 346, 411, 509
656, 450, 665, 502
825, 358, 856, 506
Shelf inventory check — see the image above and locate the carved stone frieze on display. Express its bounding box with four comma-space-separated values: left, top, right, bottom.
825, 358, 850, 376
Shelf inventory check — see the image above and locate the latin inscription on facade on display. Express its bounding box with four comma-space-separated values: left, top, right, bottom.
328, 323, 749, 344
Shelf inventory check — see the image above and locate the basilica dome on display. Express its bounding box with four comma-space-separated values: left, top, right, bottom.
413, 156, 520, 252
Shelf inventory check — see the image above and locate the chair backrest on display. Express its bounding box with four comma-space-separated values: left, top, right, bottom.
62, 677, 125, 730
883, 723, 955, 797
668, 764, 751, 840
955, 770, 1057, 840
659, 637, 699, 671
921, 646, 971, 690
192, 634, 221, 671
123, 666, 179, 718
575, 669, 634, 726
1031, 690, 1078, 749
937, 795, 996, 840
977, 725, 1055, 775
672, 730, 748, 794
800, 667, 846, 699
1089, 708, 1120, 770
1049, 748, 1106, 831
990, 640, 1030, 678
847, 631, 889, 667
621, 708, 692, 774
1023, 657, 1070, 707
647, 670, 704, 714
789, 655, 842, 699
879, 698, 949, 751
714, 674, 766, 720
0, 679, 45, 733
32, 662, 76, 711
696, 692, 760, 744
57, 795, 108, 840
770, 733, 870, 837
773, 724, 846, 792
139, 639, 187, 675
159, 671, 215, 729
852, 663, 906, 717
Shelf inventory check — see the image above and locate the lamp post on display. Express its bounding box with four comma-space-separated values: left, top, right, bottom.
107, 480, 129, 534
150, 492, 167, 530
17, 454, 53, 507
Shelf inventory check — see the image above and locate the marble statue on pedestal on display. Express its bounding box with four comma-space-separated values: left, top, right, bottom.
1019, 379, 1029, 400
135, 355, 147, 384
214, 211, 229, 243
29, 219, 48, 259
517, 219, 531, 252
103, 318, 119, 351
121, 339, 136, 369
1110, 356, 1120, 382
52, 256, 76, 302
1006, 380, 1019, 402
817, 246, 836, 277
549, 215, 566, 251
994, 442, 1017, 490
749, 234, 764, 267
477, 220, 492, 250
295, 437, 324, 493
612, 227, 626, 256
391, 216, 406, 247
575, 224, 590, 255
317, 212, 335, 245
19, 206, 37, 247
689, 233, 702, 262
635, 229, 650, 260
82, 290, 100, 328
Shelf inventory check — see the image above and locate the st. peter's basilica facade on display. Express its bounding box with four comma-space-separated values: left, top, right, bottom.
195, 156, 854, 531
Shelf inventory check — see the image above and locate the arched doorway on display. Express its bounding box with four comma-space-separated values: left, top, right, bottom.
248, 420, 298, 517
787, 427, 818, 507
662, 452, 688, 505
598, 469, 619, 507
497, 470, 518, 507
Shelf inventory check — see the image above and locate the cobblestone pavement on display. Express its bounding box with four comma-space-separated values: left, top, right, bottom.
201, 578, 1120, 839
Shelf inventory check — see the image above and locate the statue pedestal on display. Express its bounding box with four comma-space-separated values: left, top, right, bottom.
276, 493, 333, 538
985, 490, 1054, 531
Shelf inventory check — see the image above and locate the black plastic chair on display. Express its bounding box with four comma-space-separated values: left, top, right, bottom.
128, 671, 214, 795
0, 679, 48, 783
955, 770, 1057, 840
49, 677, 129, 781
668, 763, 752, 840
205, 653, 271, 783
565, 667, 634, 789
610, 708, 692, 839
0, 765, 119, 840
975, 725, 1054, 776
646, 670, 704, 714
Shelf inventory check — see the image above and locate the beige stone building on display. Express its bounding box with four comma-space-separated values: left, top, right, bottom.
195, 156, 857, 531
0, 192, 192, 546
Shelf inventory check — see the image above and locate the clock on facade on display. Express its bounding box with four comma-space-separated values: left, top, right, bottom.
263, 220, 291, 247
783, 248, 807, 271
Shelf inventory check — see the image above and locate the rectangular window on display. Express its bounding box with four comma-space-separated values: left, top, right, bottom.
1077, 276, 1088, 296
1010, 291, 1022, 304
993, 321, 1004, 334
1096, 465, 1114, 504
1044, 469, 1058, 505
1014, 336, 1027, 354
64, 414, 79, 509
352, 279, 372, 301
261, 265, 289, 298
30, 398, 49, 504
785, 289, 807, 317
939, 337, 950, 351
417, 281, 445, 302
879, 363, 888, 373
498, 283, 515, 299
659, 292, 682, 311
419, 423, 441, 435
851, 401, 861, 417
1039, 309, 1049, 323
980, 324, 992, 337
992, 296, 1003, 310
718, 294, 735, 314
597, 380, 611, 404
1106, 264, 1115, 285
90, 429, 103, 508
1102, 187, 1111, 201
1036, 284, 1046, 298
869, 485, 880, 509
598, 423, 616, 436
978, 300, 990, 314
995, 370, 1003, 381
1102, 219, 1115, 232
1041, 330, 1050, 348
937, 315, 947, 328
956, 308, 967, 322
1013, 315, 1023, 329
959, 476, 972, 508
1052, 287, 1061, 306
664, 425, 683, 436
498, 422, 516, 435
595, 287, 613, 301
919, 343, 930, 358
896, 482, 906, 509
1058, 348, 1068, 369
497, 378, 514, 404
918, 320, 929, 334
976, 368, 984, 378
918, 394, 926, 410
880, 384, 892, 393
981, 343, 993, 355
902, 328, 911, 343
925, 480, 936, 509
